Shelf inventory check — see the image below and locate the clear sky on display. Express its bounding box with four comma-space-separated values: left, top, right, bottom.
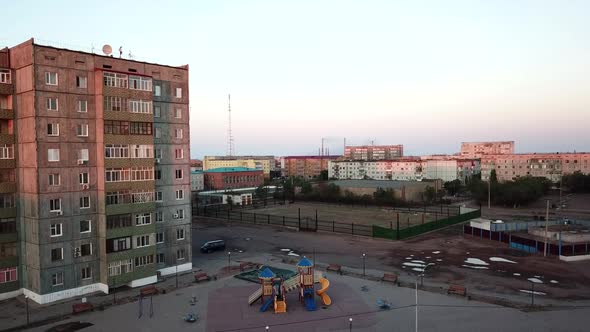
3, 0, 590, 158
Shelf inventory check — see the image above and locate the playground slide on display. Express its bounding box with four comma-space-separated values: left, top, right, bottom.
303, 289, 317, 311
316, 278, 332, 306
260, 296, 274, 312
248, 288, 262, 305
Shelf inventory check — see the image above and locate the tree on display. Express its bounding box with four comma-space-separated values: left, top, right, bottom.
444, 179, 463, 196
424, 186, 436, 203
318, 170, 329, 181
490, 169, 498, 184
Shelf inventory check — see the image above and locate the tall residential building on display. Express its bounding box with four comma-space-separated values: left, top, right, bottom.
481, 153, 590, 182
460, 141, 514, 158
283, 156, 340, 179
203, 156, 274, 178
344, 145, 403, 160
0, 39, 191, 304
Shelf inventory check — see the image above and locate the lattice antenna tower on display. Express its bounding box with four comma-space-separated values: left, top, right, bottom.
227, 94, 235, 156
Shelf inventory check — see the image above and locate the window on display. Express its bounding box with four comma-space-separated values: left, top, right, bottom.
155, 169, 162, 180
103, 72, 128, 88
130, 145, 154, 158
79, 172, 89, 185
50, 223, 62, 237
129, 76, 152, 91
156, 232, 164, 244
175, 87, 182, 98
46, 97, 58, 111
175, 108, 182, 118
154, 127, 161, 138
48, 173, 61, 186
154, 85, 161, 96
49, 198, 61, 212
48, 149, 60, 162
78, 100, 87, 113
79, 149, 89, 162
47, 123, 59, 136
175, 169, 183, 179
135, 213, 151, 226
105, 144, 130, 158
175, 189, 184, 200
51, 272, 64, 286
76, 76, 87, 88
76, 124, 89, 137
135, 235, 151, 248
51, 248, 63, 261
0, 267, 17, 283
0, 145, 14, 159
104, 120, 129, 135
104, 96, 123, 111
81, 266, 92, 280
45, 72, 58, 85
175, 129, 183, 139
154, 149, 162, 159
129, 122, 153, 135
79, 196, 90, 209
0, 243, 17, 258
176, 228, 185, 240
154, 106, 161, 118
0, 70, 10, 84
155, 191, 163, 201
106, 237, 131, 253
107, 214, 132, 229
177, 248, 186, 260
108, 259, 133, 276
105, 168, 130, 182
128, 100, 152, 114
156, 253, 165, 264
175, 149, 184, 159
80, 243, 92, 256
80, 220, 91, 233
134, 254, 154, 267
175, 209, 185, 219
155, 211, 163, 223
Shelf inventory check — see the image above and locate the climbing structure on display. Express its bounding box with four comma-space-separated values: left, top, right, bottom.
258, 267, 275, 312
297, 257, 317, 311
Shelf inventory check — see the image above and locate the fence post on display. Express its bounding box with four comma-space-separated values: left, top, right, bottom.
352, 223, 354, 235
268, 214, 270, 224
283, 216, 285, 226
434, 212, 437, 221
215, 209, 218, 218
558, 232, 562, 256
227, 210, 230, 220
499, 232, 502, 242
407, 216, 410, 228
298, 208, 301, 226
254, 213, 256, 224
396, 219, 400, 240
332, 221, 335, 232
421, 214, 424, 225
489, 229, 492, 240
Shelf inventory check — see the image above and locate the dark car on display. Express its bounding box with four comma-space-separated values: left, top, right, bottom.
200, 240, 226, 253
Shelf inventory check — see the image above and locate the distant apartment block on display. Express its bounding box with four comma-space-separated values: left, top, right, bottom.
328, 158, 480, 183
203, 167, 264, 190
460, 141, 514, 158
344, 145, 403, 160
283, 156, 340, 179
203, 156, 274, 178
190, 159, 203, 171
190, 170, 204, 191
481, 153, 590, 182
0, 39, 191, 304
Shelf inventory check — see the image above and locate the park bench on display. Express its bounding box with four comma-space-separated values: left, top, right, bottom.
382, 273, 398, 284
194, 272, 210, 282
72, 302, 94, 314
327, 264, 342, 275
447, 285, 467, 297
140, 285, 158, 297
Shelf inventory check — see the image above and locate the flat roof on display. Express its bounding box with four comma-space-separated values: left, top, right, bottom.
329, 179, 435, 189
204, 167, 261, 173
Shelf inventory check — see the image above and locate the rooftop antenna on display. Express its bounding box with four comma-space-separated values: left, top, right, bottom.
227, 94, 235, 156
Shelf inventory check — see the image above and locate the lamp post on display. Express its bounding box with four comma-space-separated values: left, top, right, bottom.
228, 252, 231, 269
265, 326, 269, 331
175, 263, 179, 289
416, 263, 434, 332
362, 253, 366, 277
25, 295, 30, 326
349, 317, 352, 332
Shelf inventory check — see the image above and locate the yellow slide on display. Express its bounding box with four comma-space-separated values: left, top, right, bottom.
274, 298, 287, 313
316, 278, 332, 306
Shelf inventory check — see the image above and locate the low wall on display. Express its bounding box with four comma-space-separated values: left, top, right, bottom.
560, 254, 590, 262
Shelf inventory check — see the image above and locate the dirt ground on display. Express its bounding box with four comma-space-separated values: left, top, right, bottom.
252, 202, 440, 228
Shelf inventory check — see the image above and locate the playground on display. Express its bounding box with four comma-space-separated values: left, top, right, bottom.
252, 202, 440, 228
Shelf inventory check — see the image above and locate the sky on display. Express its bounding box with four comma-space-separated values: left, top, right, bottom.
3, 0, 590, 158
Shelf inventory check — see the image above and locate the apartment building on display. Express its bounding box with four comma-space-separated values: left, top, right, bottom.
283, 156, 339, 179
203, 156, 274, 178
203, 167, 264, 190
328, 158, 480, 183
460, 141, 514, 158
481, 153, 590, 182
0, 39, 191, 304
343, 144, 403, 160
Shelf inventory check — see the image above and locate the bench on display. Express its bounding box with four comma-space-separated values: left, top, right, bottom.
382, 273, 398, 284
327, 264, 342, 275
194, 272, 210, 282
140, 285, 158, 297
72, 302, 94, 314
448, 285, 466, 297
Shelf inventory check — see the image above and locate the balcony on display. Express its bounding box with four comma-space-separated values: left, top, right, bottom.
0, 70, 12, 95
0, 219, 16, 243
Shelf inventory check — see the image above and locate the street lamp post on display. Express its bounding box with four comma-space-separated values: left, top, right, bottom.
349, 317, 352, 332
175, 264, 179, 289
25, 295, 30, 326
228, 252, 231, 269
265, 326, 269, 331
416, 263, 434, 332
362, 253, 366, 277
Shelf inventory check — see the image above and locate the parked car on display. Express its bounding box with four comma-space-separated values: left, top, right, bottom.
200, 240, 226, 253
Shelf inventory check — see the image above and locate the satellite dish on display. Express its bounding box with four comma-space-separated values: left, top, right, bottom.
102, 44, 112, 55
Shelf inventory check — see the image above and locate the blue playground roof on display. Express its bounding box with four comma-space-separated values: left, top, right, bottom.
259, 267, 276, 279
297, 257, 313, 267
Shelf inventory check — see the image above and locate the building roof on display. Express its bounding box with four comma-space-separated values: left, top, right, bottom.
330, 179, 436, 189
259, 267, 276, 279
297, 257, 313, 267
191, 170, 203, 175
284, 155, 341, 160
204, 167, 261, 173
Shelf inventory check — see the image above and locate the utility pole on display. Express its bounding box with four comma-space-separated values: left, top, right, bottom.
487, 179, 491, 209
544, 200, 550, 257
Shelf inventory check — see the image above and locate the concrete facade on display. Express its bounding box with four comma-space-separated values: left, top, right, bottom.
203, 156, 274, 178
480, 153, 590, 182
460, 141, 514, 158
0, 39, 191, 304
203, 167, 264, 190
283, 155, 339, 179
190, 170, 204, 191
344, 145, 403, 160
